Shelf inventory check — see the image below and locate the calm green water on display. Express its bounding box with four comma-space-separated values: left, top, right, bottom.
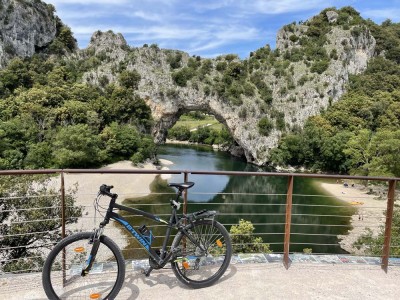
122, 144, 354, 256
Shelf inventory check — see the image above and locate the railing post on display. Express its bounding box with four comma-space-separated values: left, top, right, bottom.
183, 172, 189, 215
381, 180, 397, 272
60, 171, 66, 286
284, 176, 294, 269
61, 171, 66, 239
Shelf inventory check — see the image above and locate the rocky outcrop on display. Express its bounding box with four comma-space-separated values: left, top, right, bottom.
0, 0, 57, 68
0, 4, 377, 166
83, 11, 375, 165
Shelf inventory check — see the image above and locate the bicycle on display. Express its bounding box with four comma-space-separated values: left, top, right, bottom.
42, 182, 232, 299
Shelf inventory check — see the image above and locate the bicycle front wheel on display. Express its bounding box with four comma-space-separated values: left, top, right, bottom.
42, 232, 125, 300
171, 219, 232, 288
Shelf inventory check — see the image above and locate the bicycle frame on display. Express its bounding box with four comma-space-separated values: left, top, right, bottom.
98, 193, 189, 268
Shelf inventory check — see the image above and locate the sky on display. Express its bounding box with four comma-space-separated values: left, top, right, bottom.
45, 0, 400, 58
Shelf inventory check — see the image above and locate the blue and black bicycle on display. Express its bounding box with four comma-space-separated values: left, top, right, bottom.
42, 182, 232, 299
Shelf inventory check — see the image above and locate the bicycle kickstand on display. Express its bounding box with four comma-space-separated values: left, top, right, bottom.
142, 266, 153, 277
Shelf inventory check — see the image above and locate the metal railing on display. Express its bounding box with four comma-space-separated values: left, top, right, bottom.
0, 168, 398, 276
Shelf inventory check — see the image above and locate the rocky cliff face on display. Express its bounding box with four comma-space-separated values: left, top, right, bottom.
0, 4, 377, 166
0, 0, 57, 68
83, 11, 375, 165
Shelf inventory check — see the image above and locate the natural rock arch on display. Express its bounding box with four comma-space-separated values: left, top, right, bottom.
84, 12, 376, 165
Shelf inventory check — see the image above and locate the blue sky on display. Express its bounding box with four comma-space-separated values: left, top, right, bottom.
45, 0, 400, 58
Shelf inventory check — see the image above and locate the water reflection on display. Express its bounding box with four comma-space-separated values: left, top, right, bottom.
122, 144, 354, 257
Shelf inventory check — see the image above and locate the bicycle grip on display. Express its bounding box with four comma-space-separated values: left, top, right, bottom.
99, 184, 114, 196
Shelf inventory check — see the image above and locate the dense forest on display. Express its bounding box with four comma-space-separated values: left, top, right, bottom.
270, 18, 400, 177
1, 6, 400, 175
0, 20, 156, 169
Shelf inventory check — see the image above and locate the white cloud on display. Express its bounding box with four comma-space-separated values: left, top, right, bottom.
252, 0, 329, 14
46, 0, 129, 5
362, 8, 400, 22
192, 0, 330, 15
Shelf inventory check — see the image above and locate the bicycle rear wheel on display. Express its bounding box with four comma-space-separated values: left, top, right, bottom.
171, 219, 232, 288
42, 232, 125, 300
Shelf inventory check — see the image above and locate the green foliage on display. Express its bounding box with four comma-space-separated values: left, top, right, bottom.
345, 129, 400, 177
310, 60, 329, 74
0, 55, 154, 169
354, 208, 400, 256
168, 125, 191, 141
271, 45, 400, 175
172, 67, 196, 87
48, 18, 76, 55
52, 124, 102, 168
230, 219, 272, 253
0, 175, 82, 272
167, 113, 233, 146
270, 116, 353, 173
167, 52, 182, 69
258, 117, 274, 136
250, 71, 273, 104
118, 70, 141, 89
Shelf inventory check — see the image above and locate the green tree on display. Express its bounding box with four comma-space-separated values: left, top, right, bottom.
100, 122, 141, 160
343, 129, 373, 176
52, 124, 102, 168
0, 175, 82, 273
118, 70, 141, 90
168, 125, 191, 141
172, 67, 196, 87
368, 130, 400, 177
258, 117, 274, 136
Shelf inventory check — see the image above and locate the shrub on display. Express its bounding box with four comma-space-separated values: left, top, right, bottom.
230, 219, 272, 253
118, 70, 141, 89
172, 67, 195, 87
216, 61, 227, 72
258, 117, 274, 136
289, 34, 299, 42
167, 52, 182, 69
298, 75, 309, 86
130, 152, 144, 165
311, 60, 330, 74
168, 125, 190, 141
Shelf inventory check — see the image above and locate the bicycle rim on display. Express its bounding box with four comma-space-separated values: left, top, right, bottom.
172, 220, 231, 287
44, 233, 123, 299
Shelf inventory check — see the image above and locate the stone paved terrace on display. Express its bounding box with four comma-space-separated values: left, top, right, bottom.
1, 254, 400, 300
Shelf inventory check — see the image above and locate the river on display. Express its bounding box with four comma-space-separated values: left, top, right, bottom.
122, 144, 354, 257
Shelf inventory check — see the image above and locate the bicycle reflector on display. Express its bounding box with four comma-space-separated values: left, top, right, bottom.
74, 247, 85, 253
182, 261, 190, 270
216, 239, 223, 248
90, 293, 101, 299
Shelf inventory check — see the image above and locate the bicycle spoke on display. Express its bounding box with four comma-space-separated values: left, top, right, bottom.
172, 220, 232, 287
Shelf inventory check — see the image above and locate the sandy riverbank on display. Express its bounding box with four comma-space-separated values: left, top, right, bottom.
51, 160, 173, 249
318, 182, 388, 254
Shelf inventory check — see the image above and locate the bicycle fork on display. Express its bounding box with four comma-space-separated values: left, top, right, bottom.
81, 228, 103, 276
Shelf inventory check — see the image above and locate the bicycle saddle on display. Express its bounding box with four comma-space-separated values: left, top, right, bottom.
168, 182, 195, 190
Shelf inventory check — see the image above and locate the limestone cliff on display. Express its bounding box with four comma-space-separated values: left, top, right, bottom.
0, 4, 378, 166
83, 10, 375, 165
0, 0, 57, 68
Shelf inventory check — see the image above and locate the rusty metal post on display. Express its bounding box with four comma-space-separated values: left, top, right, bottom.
381, 180, 397, 272
61, 171, 66, 239
183, 172, 189, 215
60, 171, 67, 286
283, 176, 294, 269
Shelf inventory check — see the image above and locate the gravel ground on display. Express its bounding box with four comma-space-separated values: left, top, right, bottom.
1, 263, 399, 299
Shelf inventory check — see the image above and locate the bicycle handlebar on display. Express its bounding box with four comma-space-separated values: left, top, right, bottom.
99, 184, 115, 197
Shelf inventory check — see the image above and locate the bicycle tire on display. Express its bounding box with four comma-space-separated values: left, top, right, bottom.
42, 232, 125, 300
171, 219, 232, 288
